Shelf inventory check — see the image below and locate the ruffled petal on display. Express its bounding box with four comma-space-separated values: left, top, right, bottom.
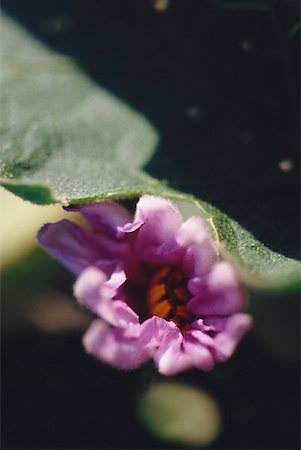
64, 202, 132, 237
182, 332, 215, 370
126, 195, 183, 263
38, 219, 101, 274
154, 335, 193, 376
188, 262, 246, 316
138, 214, 218, 267
154, 327, 215, 376
74, 266, 139, 327
117, 220, 144, 236
205, 313, 253, 362
83, 316, 175, 370
176, 217, 217, 278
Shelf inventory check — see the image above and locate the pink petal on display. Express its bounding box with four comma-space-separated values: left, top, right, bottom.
65, 203, 135, 263
64, 202, 132, 237
190, 318, 216, 333
154, 335, 193, 376
38, 220, 101, 274
142, 214, 218, 267
188, 262, 246, 316
206, 313, 253, 362
183, 333, 215, 370
175, 217, 217, 278
74, 266, 139, 327
154, 327, 215, 376
127, 195, 183, 263
83, 316, 175, 370
187, 327, 216, 348
83, 320, 145, 370
117, 220, 144, 236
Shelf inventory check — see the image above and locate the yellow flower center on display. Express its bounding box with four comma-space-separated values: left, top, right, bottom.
147, 266, 194, 332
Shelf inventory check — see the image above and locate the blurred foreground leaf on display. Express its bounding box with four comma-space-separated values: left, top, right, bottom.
1, 15, 300, 294
137, 382, 222, 447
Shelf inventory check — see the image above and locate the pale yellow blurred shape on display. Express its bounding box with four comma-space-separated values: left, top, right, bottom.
137, 381, 222, 448
153, 0, 169, 13
0, 187, 72, 267
28, 289, 92, 334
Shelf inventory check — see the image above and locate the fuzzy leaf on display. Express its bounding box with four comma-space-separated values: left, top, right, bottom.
1, 15, 300, 294
0, 15, 161, 204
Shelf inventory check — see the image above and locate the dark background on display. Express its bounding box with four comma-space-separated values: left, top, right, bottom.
2, 1, 300, 449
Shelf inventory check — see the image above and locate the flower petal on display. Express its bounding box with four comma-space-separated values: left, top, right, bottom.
64, 202, 132, 237
74, 266, 139, 327
38, 219, 101, 274
188, 262, 246, 316
176, 217, 217, 278
143, 214, 218, 267
117, 220, 144, 236
154, 327, 215, 376
205, 313, 253, 362
127, 195, 183, 263
183, 332, 215, 370
83, 316, 175, 370
154, 335, 192, 376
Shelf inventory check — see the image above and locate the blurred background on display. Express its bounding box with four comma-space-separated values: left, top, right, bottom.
1, 1, 300, 448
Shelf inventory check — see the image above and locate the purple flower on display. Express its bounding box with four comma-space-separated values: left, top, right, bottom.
38, 196, 252, 375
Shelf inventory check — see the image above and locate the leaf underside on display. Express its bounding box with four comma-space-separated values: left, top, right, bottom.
1, 15, 300, 294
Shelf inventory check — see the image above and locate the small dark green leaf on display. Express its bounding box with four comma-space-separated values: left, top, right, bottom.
288, 21, 301, 37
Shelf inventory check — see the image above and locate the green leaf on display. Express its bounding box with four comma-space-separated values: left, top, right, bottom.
1, 15, 300, 294
137, 382, 222, 447
288, 21, 301, 37
0, 14, 161, 204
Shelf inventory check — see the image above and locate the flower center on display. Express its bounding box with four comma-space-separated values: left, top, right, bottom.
147, 266, 194, 332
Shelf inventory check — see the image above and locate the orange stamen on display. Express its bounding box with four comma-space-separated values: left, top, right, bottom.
147, 266, 194, 333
